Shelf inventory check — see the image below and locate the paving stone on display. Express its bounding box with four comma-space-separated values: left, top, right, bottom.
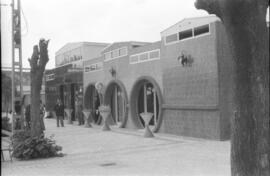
2, 119, 230, 176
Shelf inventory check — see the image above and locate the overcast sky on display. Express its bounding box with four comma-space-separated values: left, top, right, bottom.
1, 0, 269, 69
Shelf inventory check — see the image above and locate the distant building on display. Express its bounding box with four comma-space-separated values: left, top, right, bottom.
1, 67, 45, 113
45, 42, 109, 120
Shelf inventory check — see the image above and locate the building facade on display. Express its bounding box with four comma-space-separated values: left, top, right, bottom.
46, 15, 235, 140
45, 42, 109, 120
82, 15, 234, 140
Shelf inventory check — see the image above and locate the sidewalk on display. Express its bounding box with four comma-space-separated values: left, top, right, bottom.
1, 118, 230, 176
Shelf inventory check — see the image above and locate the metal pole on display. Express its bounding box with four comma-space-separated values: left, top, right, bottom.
18, 0, 24, 127
11, 0, 15, 136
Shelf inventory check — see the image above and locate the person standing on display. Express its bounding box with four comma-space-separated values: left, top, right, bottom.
75, 99, 84, 125
54, 98, 65, 127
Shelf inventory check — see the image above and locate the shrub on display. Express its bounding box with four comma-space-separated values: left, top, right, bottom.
12, 130, 64, 160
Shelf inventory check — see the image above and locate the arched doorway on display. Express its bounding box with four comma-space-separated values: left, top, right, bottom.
84, 84, 101, 124
130, 76, 163, 132
104, 80, 128, 128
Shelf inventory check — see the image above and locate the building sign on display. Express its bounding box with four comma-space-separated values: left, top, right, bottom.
46, 74, 55, 81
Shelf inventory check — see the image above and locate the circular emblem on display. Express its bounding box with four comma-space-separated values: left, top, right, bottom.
95, 82, 103, 93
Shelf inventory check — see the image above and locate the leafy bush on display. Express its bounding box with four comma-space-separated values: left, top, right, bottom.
2, 116, 11, 132
12, 130, 64, 160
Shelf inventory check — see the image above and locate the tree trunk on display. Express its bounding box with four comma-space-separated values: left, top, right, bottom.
29, 39, 49, 137
195, 0, 269, 176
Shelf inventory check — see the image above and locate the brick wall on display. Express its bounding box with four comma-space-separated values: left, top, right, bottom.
159, 22, 231, 140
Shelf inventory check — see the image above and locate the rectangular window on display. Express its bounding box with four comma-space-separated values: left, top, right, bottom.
166, 33, 178, 43
105, 52, 111, 60
179, 29, 193, 40
119, 47, 127, 56
130, 55, 139, 64
112, 50, 119, 58
139, 53, 148, 61
46, 74, 55, 81
194, 24, 209, 36
149, 50, 159, 59
90, 64, 96, 71
84, 66, 90, 73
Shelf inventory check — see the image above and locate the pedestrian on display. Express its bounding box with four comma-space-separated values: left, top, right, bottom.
25, 104, 31, 129
75, 99, 84, 125
40, 100, 46, 131
54, 98, 64, 127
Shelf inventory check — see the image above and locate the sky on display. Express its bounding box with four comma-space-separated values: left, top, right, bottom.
1, 0, 269, 69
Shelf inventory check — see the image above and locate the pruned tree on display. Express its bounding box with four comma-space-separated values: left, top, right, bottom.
195, 0, 269, 176
28, 39, 49, 137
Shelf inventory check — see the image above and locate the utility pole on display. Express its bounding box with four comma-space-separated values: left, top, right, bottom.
11, 0, 23, 134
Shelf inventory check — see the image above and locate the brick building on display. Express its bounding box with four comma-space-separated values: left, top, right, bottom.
82, 15, 233, 140
46, 15, 235, 140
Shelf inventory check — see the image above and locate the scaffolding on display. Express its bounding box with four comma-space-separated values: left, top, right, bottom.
11, 0, 24, 133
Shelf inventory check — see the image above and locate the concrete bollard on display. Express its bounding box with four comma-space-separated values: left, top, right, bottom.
82, 110, 92, 128
64, 109, 73, 124
140, 112, 154, 138
99, 105, 111, 131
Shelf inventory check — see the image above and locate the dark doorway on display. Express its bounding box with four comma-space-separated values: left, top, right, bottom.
71, 84, 76, 121
85, 85, 100, 124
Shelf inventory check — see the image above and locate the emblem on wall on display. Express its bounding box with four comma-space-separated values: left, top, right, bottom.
95, 82, 104, 93
109, 67, 116, 77
177, 50, 194, 67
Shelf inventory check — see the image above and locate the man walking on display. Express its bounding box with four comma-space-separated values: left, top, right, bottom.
54, 98, 64, 127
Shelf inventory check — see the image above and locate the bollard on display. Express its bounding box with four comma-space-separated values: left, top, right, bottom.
140, 112, 154, 138
82, 110, 92, 128
64, 109, 73, 124
99, 105, 111, 131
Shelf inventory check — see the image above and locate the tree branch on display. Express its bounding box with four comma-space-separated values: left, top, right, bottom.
29, 45, 39, 73
38, 39, 49, 70
195, 0, 222, 18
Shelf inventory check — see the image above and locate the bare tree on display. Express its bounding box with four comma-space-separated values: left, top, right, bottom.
28, 39, 49, 137
195, 0, 269, 176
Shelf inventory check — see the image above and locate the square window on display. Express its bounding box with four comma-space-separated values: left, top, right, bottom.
112, 50, 119, 58
119, 47, 127, 56
194, 24, 209, 36
149, 50, 159, 59
139, 53, 148, 61
179, 29, 193, 40
166, 33, 178, 43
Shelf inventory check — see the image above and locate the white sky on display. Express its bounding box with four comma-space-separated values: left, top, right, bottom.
1, 0, 269, 69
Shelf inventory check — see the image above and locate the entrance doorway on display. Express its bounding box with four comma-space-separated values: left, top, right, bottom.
84, 84, 100, 124
110, 84, 125, 126
130, 77, 163, 132
104, 81, 128, 127
137, 82, 159, 129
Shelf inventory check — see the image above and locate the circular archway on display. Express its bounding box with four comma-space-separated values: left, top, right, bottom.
130, 76, 163, 132
84, 83, 101, 124
104, 80, 128, 128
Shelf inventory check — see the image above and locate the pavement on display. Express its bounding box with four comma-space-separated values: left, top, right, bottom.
1, 118, 230, 176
